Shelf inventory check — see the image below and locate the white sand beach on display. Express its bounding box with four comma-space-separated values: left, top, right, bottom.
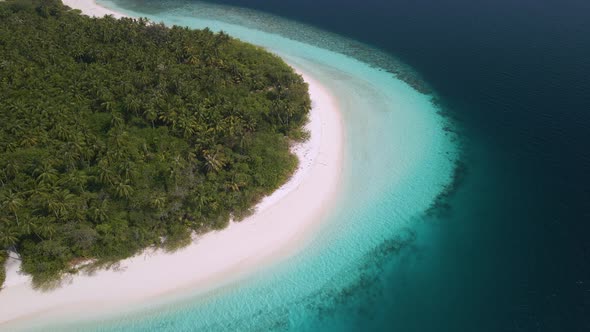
0, 0, 344, 327
63, 0, 123, 17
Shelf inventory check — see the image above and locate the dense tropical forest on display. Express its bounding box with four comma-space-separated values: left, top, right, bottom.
0, 0, 310, 288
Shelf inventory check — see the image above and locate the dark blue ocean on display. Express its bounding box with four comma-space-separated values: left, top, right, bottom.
194, 1, 590, 331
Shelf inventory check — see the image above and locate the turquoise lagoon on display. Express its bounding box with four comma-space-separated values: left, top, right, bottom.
34, 1, 458, 330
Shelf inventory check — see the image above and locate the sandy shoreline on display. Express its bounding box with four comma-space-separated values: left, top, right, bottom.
0, 0, 344, 327
63, 0, 123, 17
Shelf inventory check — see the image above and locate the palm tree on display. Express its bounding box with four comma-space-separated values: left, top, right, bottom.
110, 113, 124, 128
0, 225, 19, 249
202, 149, 225, 173
143, 107, 158, 128
114, 179, 134, 199
226, 181, 240, 193
61, 143, 82, 170
54, 124, 73, 141
1, 191, 23, 225
158, 108, 178, 129
124, 96, 142, 116
34, 163, 59, 185
19, 135, 38, 148
118, 160, 136, 180
4, 142, 18, 153
20, 216, 39, 236
36, 219, 57, 240
60, 170, 88, 193
108, 130, 127, 150
44, 189, 75, 219
177, 112, 197, 139
195, 194, 212, 213
222, 115, 244, 139
188, 51, 200, 66
90, 200, 109, 223
98, 163, 117, 185
4, 160, 20, 178
85, 136, 104, 160
150, 195, 166, 211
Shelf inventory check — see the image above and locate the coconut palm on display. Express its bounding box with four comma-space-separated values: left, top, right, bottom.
45, 189, 76, 219
90, 200, 109, 223
143, 107, 158, 128
34, 163, 59, 186
98, 163, 117, 186
1, 191, 23, 225
36, 219, 57, 240
203, 149, 225, 173
124, 96, 142, 116
114, 180, 134, 199
20, 216, 39, 235
150, 195, 166, 211
0, 225, 19, 249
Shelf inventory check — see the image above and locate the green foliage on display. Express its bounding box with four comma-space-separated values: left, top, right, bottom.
0, 0, 310, 287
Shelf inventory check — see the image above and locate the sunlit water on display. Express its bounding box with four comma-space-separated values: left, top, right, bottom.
21, 1, 460, 330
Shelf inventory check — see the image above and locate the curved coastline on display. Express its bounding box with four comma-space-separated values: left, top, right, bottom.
1, 0, 460, 330
0, 0, 344, 327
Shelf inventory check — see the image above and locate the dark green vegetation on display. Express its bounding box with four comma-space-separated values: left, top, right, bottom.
0, 0, 310, 288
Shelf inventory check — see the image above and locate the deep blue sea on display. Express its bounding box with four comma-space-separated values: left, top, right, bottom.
208, 1, 590, 330
30, 0, 590, 331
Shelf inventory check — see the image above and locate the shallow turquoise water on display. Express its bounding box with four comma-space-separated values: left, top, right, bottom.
36, 1, 458, 330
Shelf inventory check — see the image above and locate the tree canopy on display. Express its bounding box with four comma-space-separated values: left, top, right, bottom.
0, 0, 310, 287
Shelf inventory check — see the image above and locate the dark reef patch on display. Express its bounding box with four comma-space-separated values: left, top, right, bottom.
234, 229, 421, 331
425, 159, 467, 218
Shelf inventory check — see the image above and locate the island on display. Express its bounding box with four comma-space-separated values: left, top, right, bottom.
0, 0, 312, 288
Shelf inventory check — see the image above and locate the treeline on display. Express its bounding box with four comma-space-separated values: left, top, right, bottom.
0, 0, 310, 287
